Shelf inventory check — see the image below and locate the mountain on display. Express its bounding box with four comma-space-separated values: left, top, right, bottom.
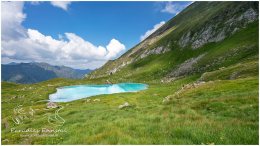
1, 62, 92, 84
6, 62, 19, 65
1, 2, 259, 144
88, 1, 258, 82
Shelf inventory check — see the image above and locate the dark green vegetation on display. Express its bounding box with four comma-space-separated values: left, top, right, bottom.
1, 62, 92, 84
1, 1, 259, 144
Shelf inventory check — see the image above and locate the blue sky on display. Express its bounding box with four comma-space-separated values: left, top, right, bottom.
2, 1, 192, 69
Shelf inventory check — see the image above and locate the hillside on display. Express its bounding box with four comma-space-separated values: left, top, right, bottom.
88, 1, 258, 82
1, 62, 92, 84
1, 1, 259, 145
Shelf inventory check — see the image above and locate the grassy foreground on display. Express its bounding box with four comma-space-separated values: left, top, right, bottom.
1, 72, 258, 144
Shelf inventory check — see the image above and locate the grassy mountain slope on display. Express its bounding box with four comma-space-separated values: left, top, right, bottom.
88, 1, 258, 81
1, 1, 259, 145
87, 21, 258, 83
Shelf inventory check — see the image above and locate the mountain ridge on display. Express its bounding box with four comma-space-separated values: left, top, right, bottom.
1, 62, 92, 84
88, 1, 258, 81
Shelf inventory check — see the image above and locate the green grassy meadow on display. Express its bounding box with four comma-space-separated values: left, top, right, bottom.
1, 71, 259, 144
1, 2, 259, 145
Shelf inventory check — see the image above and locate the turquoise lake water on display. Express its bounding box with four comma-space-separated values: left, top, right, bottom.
49, 83, 148, 102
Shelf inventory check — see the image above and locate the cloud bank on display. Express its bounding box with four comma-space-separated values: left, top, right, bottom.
1, 2, 126, 69
1, 2, 27, 41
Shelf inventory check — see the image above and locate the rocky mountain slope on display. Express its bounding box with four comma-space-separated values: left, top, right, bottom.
1, 62, 92, 84
88, 1, 258, 82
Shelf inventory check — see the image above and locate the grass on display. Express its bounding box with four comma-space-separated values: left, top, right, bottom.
200, 59, 258, 81
1, 71, 259, 144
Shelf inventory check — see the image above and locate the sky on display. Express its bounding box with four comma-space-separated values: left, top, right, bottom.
1, 1, 192, 69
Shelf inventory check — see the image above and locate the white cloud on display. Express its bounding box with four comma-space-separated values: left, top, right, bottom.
140, 21, 165, 41
1, 1, 27, 41
161, 2, 192, 15
50, 1, 71, 11
2, 29, 126, 69
1, 1, 126, 69
106, 39, 126, 59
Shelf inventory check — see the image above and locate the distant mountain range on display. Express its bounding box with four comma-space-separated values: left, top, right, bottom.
1, 62, 92, 84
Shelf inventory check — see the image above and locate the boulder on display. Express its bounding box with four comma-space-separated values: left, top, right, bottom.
118, 102, 130, 109
46, 102, 58, 109
106, 80, 112, 84
162, 96, 171, 104
93, 99, 100, 102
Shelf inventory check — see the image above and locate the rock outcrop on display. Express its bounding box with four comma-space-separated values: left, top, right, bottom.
140, 46, 170, 59
178, 6, 258, 49
169, 54, 205, 77
108, 59, 133, 75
